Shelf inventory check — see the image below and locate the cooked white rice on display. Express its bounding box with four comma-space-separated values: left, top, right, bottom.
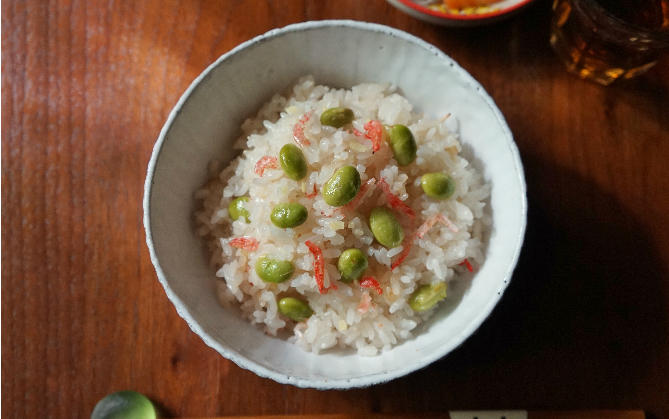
195, 76, 490, 356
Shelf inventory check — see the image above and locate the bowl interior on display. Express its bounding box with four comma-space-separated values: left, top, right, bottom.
145, 21, 526, 388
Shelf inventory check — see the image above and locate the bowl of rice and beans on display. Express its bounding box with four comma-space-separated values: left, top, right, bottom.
144, 20, 526, 388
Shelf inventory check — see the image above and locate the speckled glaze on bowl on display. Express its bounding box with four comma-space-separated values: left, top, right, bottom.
144, 20, 526, 389
386, 0, 535, 26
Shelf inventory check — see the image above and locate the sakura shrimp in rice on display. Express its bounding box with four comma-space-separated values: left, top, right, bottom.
194, 76, 491, 356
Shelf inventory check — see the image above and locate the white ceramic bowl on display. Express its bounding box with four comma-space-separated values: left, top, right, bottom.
144, 20, 526, 388
386, 0, 535, 26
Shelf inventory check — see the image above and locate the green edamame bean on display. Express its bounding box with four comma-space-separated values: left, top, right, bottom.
337, 248, 368, 283
408, 282, 447, 312
387, 124, 417, 166
420, 173, 455, 200
320, 107, 354, 128
270, 203, 308, 228
91, 391, 157, 419
369, 207, 404, 248
279, 144, 307, 180
255, 256, 294, 283
278, 297, 313, 321
228, 196, 250, 223
322, 166, 361, 207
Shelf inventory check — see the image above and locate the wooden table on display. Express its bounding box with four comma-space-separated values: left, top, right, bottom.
3, 1, 668, 418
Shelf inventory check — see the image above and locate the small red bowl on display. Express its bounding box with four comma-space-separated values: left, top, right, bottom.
387, 0, 535, 26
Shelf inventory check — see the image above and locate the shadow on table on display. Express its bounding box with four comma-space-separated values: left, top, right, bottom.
427, 1, 555, 66
353, 154, 667, 416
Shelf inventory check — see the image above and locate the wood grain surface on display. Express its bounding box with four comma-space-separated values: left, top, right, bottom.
2, 0, 668, 418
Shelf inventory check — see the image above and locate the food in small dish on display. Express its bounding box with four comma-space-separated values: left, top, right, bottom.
387, 0, 534, 26
195, 76, 490, 356
424, 0, 503, 15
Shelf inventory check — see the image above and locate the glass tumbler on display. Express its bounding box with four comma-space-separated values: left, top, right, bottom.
550, 0, 669, 85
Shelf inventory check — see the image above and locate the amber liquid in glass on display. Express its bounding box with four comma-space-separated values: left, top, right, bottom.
551, 0, 669, 85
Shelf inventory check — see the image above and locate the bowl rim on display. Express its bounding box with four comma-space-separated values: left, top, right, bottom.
394, 0, 534, 21
143, 19, 527, 389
